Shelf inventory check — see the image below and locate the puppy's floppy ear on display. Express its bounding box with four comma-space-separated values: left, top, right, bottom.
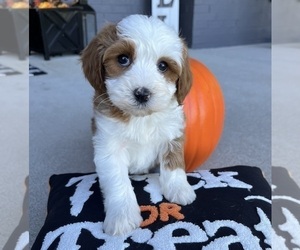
176, 42, 192, 105
81, 24, 118, 92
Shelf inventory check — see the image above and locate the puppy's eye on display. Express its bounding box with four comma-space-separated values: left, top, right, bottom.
158, 61, 168, 73
117, 54, 131, 67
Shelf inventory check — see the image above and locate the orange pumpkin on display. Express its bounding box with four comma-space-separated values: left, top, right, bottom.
184, 58, 225, 172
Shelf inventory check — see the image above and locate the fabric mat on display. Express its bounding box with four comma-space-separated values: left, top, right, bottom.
32, 166, 271, 250
272, 166, 300, 250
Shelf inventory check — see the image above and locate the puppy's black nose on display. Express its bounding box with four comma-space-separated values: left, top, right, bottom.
134, 87, 151, 104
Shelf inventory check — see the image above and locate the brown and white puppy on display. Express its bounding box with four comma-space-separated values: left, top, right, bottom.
81, 14, 196, 235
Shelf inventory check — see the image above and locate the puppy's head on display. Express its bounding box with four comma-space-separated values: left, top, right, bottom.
81, 15, 191, 118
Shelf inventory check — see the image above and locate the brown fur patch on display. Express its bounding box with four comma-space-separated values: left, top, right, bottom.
93, 92, 130, 123
163, 136, 185, 170
158, 56, 181, 83
176, 41, 192, 104
81, 23, 131, 123
81, 23, 118, 92
103, 40, 136, 78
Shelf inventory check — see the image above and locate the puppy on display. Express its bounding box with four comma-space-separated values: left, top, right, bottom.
81, 14, 196, 235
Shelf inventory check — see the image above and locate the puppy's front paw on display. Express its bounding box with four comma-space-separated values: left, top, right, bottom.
103, 204, 143, 235
160, 168, 196, 206
163, 181, 196, 205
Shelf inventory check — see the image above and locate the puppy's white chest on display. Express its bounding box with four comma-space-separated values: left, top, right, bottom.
124, 105, 184, 144
125, 107, 184, 172
94, 105, 184, 173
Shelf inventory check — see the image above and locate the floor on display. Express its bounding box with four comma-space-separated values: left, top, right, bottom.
272, 44, 300, 183
0, 53, 29, 248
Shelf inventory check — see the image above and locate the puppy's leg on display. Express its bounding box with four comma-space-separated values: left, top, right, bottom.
94, 145, 143, 235
160, 137, 196, 205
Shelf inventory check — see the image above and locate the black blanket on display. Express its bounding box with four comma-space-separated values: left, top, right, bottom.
32, 166, 272, 249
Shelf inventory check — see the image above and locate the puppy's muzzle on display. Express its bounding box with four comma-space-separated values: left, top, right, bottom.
134, 87, 151, 104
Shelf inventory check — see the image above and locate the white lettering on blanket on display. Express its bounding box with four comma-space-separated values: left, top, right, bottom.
279, 207, 300, 248
41, 213, 272, 250
187, 171, 253, 190
38, 170, 276, 249
131, 170, 252, 204
271, 206, 300, 250
65, 174, 98, 216
66, 171, 253, 213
